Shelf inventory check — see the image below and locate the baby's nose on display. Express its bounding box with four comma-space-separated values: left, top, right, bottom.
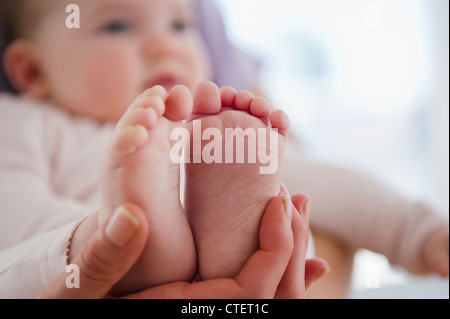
143, 33, 178, 60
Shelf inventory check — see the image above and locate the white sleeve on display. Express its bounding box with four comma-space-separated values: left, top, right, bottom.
0, 96, 93, 250
0, 219, 85, 298
283, 143, 448, 270
0, 167, 93, 250
0, 95, 95, 297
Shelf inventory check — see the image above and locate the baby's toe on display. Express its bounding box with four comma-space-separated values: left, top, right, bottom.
250, 96, 271, 126
136, 87, 167, 116
165, 85, 193, 122
117, 89, 166, 129
220, 86, 237, 108
234, 90, 254, 112
108, 125, 148, 168
270, 110, 290, 137
192, 81, 221, 116
117, 107, 158, 130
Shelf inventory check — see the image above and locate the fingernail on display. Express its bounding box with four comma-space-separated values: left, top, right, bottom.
283, 196, 292, 225
317, 267, 332, 280
302, 200, 311, 217
105, 206, 140, 248
280, 182, 290, 196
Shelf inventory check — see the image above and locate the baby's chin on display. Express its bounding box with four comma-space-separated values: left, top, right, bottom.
75, 106, 128, 124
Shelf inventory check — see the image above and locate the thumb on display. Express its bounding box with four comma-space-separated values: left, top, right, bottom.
305, 258, 331, 293
38, 204, 148, 299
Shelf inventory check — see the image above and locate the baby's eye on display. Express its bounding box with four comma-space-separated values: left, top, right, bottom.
103, 20, 133, 34
171, 19, 189, 33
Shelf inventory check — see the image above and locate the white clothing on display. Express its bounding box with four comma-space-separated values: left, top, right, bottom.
0, 93, 113, 298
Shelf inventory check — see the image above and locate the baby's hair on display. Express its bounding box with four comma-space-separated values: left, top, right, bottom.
0, 0, 48, 44
1, 0, 31, 93
0, 0, 27, 43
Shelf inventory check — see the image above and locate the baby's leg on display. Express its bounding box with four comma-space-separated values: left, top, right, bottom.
100, 86, 196, 295
184, 82, 289, 280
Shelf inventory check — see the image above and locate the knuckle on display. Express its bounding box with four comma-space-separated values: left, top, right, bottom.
237, 282, 274, 299
78, 241, 120, 283
285, 236, 295, 254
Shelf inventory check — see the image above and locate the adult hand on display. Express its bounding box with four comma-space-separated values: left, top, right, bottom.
276, 185, 330, 298
38, 203, 149, 299
125, 193, 329, 299
39, 193, 329, 299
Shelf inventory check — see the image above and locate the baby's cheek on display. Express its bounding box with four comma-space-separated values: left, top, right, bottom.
186, 37, 213, 87
81, 56, 138, 120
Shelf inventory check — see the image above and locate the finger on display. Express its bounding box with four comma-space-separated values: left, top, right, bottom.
128, 196, 296, 300
234, 195, 294, 298
275, 194, 311, 298
38, 204, 148, 299
279, 182, 290, 197
305, 258, 331, 293
122, 280, 191, 299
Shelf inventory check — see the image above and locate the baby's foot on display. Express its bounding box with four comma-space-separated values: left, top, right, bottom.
184, 82, 290, 280
100, 86, 196, 295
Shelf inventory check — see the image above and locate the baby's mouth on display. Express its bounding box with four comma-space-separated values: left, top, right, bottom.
146, 75, 179, 92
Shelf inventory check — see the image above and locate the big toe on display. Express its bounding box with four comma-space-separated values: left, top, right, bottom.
192, 81, 222, 116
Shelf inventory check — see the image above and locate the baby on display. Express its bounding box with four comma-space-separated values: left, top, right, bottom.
0, 0, 290, 296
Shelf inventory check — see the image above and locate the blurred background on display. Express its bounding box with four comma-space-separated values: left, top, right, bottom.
214, 0, 449, 298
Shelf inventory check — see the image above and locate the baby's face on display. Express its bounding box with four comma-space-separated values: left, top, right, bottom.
34, 0, 211, 121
